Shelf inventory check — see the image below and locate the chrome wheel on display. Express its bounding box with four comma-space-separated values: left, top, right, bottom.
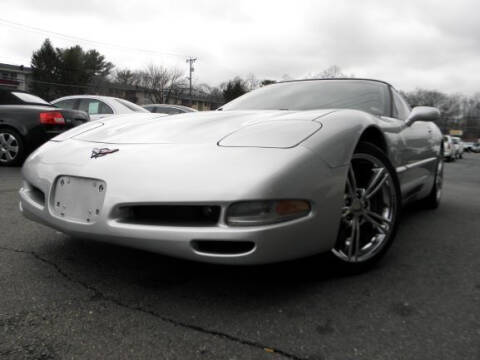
0, 132, 19, 163
332, 152, 398, 263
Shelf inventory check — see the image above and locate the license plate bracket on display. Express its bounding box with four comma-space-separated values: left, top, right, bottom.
52, 176, 106, 223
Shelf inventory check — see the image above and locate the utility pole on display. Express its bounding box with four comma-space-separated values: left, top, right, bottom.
186, 57, 197, 107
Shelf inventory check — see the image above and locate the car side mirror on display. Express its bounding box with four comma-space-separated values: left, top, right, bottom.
406, 106, 440, 126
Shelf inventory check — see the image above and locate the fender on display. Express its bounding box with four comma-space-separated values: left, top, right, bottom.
301, 109, 389, 168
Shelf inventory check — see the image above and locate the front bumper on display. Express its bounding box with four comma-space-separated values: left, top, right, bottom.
20, 192, 332, 264
19, 141, 346, 264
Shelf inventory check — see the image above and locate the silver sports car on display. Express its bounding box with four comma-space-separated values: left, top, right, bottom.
19, 79, 443, 270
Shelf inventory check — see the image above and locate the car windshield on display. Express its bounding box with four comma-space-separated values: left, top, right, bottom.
221, 80, 390, 116
114, 98, 149, 113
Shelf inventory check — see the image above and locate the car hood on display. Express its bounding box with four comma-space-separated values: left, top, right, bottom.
73, 109, 334, 145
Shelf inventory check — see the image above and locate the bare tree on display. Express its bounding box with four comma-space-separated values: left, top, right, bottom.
305, 65, 354, 79
196, 83, 223, 101
135, 64, 187, 104
164, 67, 186, 103
244, 73, 260, 91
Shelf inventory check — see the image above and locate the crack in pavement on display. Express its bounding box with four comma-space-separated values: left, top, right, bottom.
0, 245, 308, 360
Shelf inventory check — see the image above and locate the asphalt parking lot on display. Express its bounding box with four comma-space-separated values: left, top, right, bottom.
1, 155, 479, 360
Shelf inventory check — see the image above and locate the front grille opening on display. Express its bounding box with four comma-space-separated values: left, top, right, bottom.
118, 205, 221, 226
29, 185, 45, 206
192, 240, 255, 255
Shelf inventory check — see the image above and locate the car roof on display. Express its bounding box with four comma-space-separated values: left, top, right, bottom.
144, 104, 193, 109
276, 78, 393, 87
52, 95, 121, 102
143, 104, 197, 111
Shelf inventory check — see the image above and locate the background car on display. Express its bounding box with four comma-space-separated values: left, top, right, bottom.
52, 95, 149, 120
451, 136, 464, 159
143, 104, 198, 115
0, 88, 89, 166
20, 78, 443, 272
463, 141, 473, 152
471, 142, 480, 153
443, 135, 455, 161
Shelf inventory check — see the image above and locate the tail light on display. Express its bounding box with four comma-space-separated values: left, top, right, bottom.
40, 112, 65, 125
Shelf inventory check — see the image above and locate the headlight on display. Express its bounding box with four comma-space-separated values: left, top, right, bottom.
226, 200, 311, 226
218, 120, 322, 148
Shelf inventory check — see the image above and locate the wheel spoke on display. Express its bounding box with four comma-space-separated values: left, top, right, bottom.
347, 220, 355, 260
347, 218, 361, 261
354, 219, 360, 261
363, 213, 387, 234
365, 169, 389, 199
365, 210, 391, 226
6, 135, 14, 145
347, 166, 357, 197
352, 218, 361, 261
0, 134, 6, 146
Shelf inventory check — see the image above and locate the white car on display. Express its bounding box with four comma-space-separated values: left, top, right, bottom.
20, 79, 444, 270
52, 95, 149, 121
451, 136, 464, 159
443, 135, 455, 161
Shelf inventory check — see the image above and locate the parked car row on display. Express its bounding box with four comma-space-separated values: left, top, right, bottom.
443, 135, 478, 161
463, 141, 480, 153
0, 88, 198, 166
0, 88, 89, 166
53, 95, 197, 119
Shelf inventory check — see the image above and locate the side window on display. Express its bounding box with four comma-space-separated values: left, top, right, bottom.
78, 99, 113, 115
391, 89, 411, 121
156, 107, 175, 114
54, 99, 77, 110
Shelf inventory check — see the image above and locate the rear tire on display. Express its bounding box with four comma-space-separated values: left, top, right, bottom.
329, 142, 401, 273
0, 128, 24, 166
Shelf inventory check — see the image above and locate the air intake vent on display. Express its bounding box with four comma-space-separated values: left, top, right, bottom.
192, 240, 255, 255
118, 205, 221, 226
29, 185, 45, 206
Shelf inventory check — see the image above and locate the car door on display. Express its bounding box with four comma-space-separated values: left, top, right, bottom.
78, 98, 114, 120
390, 88, 436, 197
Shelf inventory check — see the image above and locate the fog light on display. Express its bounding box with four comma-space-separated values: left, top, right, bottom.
226, 200, 311, 226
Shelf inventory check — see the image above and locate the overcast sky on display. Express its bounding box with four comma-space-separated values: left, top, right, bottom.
1, 0, 479, 94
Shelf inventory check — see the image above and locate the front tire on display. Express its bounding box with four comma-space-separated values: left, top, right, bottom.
0, 128, 24, 166
330, 142, 401, 272
420, 153, 443, 209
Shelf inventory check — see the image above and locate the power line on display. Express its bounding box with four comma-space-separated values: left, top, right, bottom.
0, 17, 193, 59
